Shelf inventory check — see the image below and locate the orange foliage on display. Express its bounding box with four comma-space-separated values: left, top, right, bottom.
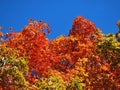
1, 16, 120, 89
4, 19, 54, 79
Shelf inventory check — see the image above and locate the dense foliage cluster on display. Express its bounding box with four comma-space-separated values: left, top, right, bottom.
0, 16, 120, 90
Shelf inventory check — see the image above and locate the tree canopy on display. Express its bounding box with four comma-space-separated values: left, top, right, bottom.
0, 16, 120, 90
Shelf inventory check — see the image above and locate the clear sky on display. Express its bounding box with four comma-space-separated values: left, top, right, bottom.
0, 0, 120, 39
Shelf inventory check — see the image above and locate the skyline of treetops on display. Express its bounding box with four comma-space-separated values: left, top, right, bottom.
0, 16, 120, 90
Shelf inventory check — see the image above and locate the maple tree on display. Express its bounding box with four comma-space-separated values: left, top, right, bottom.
0, 44, 29, 89
0, 16, 120, 90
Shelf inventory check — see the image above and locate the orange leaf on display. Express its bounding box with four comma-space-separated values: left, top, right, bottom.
101, 65, 109, 71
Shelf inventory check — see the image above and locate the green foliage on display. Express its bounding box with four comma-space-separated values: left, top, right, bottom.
35, 76, 66, 90
67, 76, 85, 90
0, 16, 120, 89
0, 44, 29, 89
97, 34, 120, 67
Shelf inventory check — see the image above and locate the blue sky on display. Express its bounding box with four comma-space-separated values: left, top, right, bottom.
0, 0, 120, 39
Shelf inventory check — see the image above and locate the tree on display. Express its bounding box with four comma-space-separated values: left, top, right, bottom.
3, 19, 59, 84
0, 44, 29, 89
0, 16, 120, 89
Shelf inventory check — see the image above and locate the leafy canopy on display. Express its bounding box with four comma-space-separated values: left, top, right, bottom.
0, 16, 120, 90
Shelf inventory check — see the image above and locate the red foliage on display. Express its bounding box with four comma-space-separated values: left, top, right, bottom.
1, 16, 120, 89
69, 16, 96, 37
4, 19, 57, 79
